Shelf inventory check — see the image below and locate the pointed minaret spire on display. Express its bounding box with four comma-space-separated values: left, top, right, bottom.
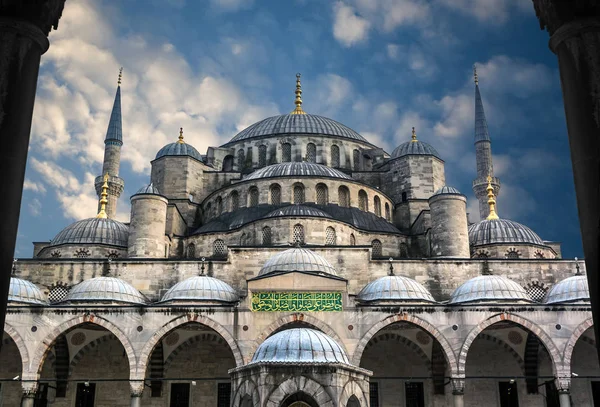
177, 127, 185, 144
95, 67, 125, 219
290, 73, 306, 115
411, 127, 417, 142
472, 64, 500, 220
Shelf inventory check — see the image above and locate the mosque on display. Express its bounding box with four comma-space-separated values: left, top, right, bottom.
1, 68, 595, 407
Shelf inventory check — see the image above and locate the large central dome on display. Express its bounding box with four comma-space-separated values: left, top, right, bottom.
223, 113, 370, 146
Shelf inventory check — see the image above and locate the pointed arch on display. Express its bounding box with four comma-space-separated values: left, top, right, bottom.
458, 313, 562, 377
232, 379, 260, 407
3, 322, 30, 374
266, 376, 333, 407
30, 314, 136, 378
352, 313, 458, 376
563, 317, 594, 372
137, 313, 243, 378
340, 380, 369, 407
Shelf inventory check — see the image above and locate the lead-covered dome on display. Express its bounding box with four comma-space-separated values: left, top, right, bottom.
160, 276, 239, 303
449, 275, 531, 304
544, 275, 590, 304
51, 218, 129, 247
9, 277, 47, 305
468, 218, 544, 246
63, 277, 147, 304
224, 113, 369, 146
431, 186, 463, 197
155, 141, 202, 161
251, 328, 349, 364
134, 183, 161, 195
245, 162, 352, 181
357, 275, 436, 303
264, 205, 333, 219
391, 140, 441, 160
259, 247, 337, 277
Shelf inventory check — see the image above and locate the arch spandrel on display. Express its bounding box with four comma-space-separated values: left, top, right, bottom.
3, 323, 30, 377
563, 317, 594, 373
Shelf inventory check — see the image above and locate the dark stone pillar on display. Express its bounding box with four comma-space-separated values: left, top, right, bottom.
531, 0, 600, 361
0, 1, 65, 348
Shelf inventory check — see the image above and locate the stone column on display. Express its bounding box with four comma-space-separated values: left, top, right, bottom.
130, 380, 144, 407
20, 381, 38, 407
531, 0, 600, 359
0, 0, 66, 349
451, 378, 465, 407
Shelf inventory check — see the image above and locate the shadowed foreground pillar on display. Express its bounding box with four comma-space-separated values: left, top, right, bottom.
0, 1, 65, 349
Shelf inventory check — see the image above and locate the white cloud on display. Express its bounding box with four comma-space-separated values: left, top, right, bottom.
210, 0, 254, 11
436, 0, 532, 24
433, 94, 472, 139
332, 2, 371, 47
28, 198, 42, 217
386, 43, 399, 59
23, 180, 47, 195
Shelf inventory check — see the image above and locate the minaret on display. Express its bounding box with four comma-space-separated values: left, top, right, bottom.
95, 68, 125, 219
472, 64, 500, 220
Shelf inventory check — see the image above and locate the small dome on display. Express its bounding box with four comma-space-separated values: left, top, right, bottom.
251, 328, 349, 365
134, 183, 161, 195
357, 275, 436, 303
155, 141, 202, 161
391, 140, 441, 160
431, 186, 463, 197
224, 113, 370, 146
160, 276, 239, 303
259, 247, 337, 277
264, 205, 333, 219
544, 275, 590, 304
468, 218, 544, 246
449, 275, 531, 304
51, 218, 129, 247
9, 277, 47, 305
245, 162, 352, 181
64, 277, 146, 304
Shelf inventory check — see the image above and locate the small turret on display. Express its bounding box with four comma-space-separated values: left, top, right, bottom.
428, 186, 470, 258
128, 183, 168, 258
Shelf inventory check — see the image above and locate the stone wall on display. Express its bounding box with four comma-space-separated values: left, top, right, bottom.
429, 194, 469, 258
128, 194, 168, 258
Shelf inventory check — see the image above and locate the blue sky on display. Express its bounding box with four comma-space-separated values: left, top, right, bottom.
16, 0, 583, 259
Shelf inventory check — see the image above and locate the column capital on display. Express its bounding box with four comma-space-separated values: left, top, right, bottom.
21, 380, 38, 396
532, 0, 600, 37
0, 0, 65, 37
556, 376, 571, 392
451, 378, 465, 395
130, 380, 145, 397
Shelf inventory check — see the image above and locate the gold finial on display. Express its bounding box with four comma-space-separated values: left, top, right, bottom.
177, 127, 185, 144
473, 64, 478, 85
118, 67, 123, 86
290, 73, 306, 115
96, 173, 109, 219
411, 127, 417, 142
486, 175, 499, 220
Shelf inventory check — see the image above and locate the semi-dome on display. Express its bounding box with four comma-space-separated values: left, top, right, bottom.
224, 113, 370, 146
63, 277, 147, 304
251, 328, 349, 365
468, 218, 544, 246
357, 275, 436, 303
449, 275, 531, 304
51, 218, 129, 247
9, 277, 47, 305
155, 141, 202, 161
391, 140, 441, 160
259, 247, 337, 277
160, 276, 239, 303
431, 186, 463, 197
544, 275, 590, 304
134, 183, 161, 195
245, 162, 352, 181
264, 205, 333, 219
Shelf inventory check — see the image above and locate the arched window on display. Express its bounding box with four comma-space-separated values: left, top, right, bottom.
325, 227, 336, 245
270, 184, 281, 205
347, 396, 361, 407
506, 249, 520, 259
262, 226, 272, 246
187, 243, 195, 258
213, 239, 227, 257
282, 142, 292, 162
230, 190, 239, 211
237, 149, 245, 170
338, 186, 350, 207
371, 239, 382, 257
293, 224, 305, 245
353, 149, 360, 170
222, 155, 234, 171
216, 197, 223, 215
206, 202, 212, 218
385, 202, 391, 221
350, 234, 356, 246
248, 187, 259, 207
293, 184, 305, 204
358, 190, 368, 211
534, 251, 545, 259
331, 145, 340, 167
258, 145, 267, 168
374, 196, 381, 216
401, 191, 408, 202
306, 143, 316, 163
316, 183, 328, 205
